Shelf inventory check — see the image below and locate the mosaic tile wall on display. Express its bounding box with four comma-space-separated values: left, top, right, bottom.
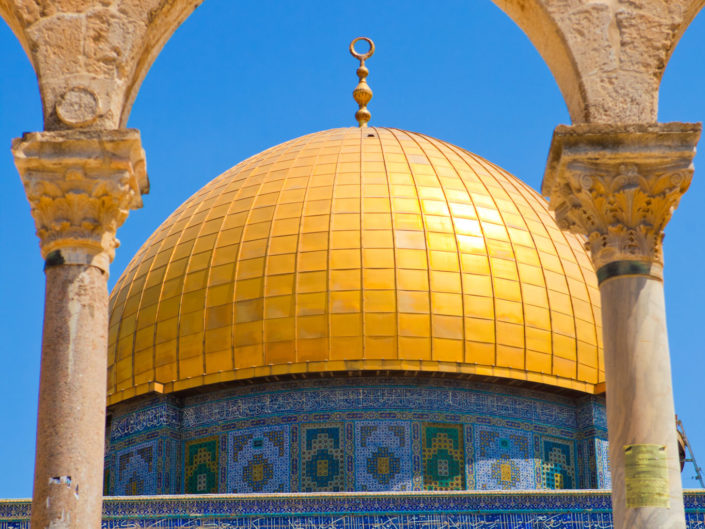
4, 492, 705, 529
104, 377, 610, 494
229, 426, 291, 493
104, 395, 181, 495
356, 421, 412, 491
474, 424, 535, 490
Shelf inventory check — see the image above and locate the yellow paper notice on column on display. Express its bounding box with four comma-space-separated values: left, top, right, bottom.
624, 444, 670, 508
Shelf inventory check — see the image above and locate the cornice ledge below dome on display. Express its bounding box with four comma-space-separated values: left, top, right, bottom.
107, 364, 604, 407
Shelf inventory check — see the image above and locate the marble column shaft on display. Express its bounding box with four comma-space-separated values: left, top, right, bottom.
33, 265, 108, 529
13, 129, 148, 529
542, 123, 701, 529
601, 276, 682, 529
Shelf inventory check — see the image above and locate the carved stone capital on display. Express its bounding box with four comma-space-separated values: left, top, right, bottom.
12, 129, 149, 273
542, 123, 701, 279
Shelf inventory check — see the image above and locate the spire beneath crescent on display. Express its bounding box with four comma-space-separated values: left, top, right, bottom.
349, 37, 375, 127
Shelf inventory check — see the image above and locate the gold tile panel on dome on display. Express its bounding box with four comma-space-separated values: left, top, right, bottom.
107, 127, 604, 405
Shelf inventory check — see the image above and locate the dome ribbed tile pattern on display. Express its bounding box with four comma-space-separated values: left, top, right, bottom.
108, 127, 603, 405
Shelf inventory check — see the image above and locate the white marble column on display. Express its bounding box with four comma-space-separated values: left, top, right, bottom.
601, 274, 683, 528
13, 130, 148, 529
542, 123, 701, 529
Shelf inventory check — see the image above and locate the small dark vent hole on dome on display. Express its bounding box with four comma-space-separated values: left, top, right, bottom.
367, 133, 375, 137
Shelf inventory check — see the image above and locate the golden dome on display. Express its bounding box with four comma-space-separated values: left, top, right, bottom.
108, 127, 604, 405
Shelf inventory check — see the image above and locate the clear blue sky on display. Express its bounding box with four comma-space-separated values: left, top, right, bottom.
1, 1, 704, 497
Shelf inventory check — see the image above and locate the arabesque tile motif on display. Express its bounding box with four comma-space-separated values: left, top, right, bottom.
104, 378, 609, 494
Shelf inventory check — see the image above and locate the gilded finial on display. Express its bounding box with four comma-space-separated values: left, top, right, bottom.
350, 37, 375, 128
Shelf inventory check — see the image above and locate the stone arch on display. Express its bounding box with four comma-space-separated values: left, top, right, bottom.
0, 0, 204, 130
492, 0, 705, 124
2, 1, 705, 130
0, 1, 32, 64
659, 6, 705, 112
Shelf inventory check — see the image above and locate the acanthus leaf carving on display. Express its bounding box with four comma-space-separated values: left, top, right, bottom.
542, 123, 701, 276
12, 129, 149, 274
